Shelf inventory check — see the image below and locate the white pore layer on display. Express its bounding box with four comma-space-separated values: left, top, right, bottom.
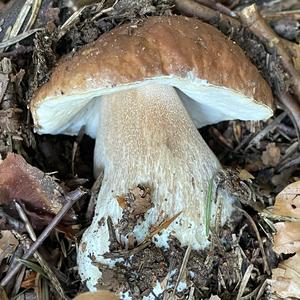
33, 75, 273, 138
78, 85, 235, 292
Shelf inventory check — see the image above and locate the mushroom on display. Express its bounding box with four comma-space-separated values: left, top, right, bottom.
30, 16, 274, 292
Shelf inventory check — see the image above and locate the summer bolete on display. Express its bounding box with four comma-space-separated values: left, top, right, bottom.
30, 16, 273, 291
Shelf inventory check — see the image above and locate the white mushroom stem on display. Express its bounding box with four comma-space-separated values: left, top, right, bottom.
78, 84, 235, 291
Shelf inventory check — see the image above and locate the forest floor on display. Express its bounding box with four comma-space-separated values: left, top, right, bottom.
0, 0, 299, 299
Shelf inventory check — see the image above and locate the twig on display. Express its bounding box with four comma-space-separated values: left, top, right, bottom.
260, 208, 300, 223
236, 263, 253, 300
244, 112, 287, 150
0, 45, 34, 59
14, 201, 68, 300
187, 286, 195, 300
194, 0, 236, 17
0, 208, 25, 232
261, 9, 300, 20
91, 0, 117, 21
3, 245, 24, 293
0, 188, 85, 287
238, 4, 300, 102
58, 1, 106, 40
24, 0, 42, 32
235, 206, 270, 275
7, 0, 33, 39
72, 126, 86, 176
277, 93, 300, 137
279, 140, 298, 163
0, 29, 41, 49
175, 0, 240, 27
172, 245, 192, 297
277, 123, 297, 138
277, 155, 300, 172
86, 171, 103, 220
240, 275, 267, 299
58, 6, 86, 40
255, 277, 268, 300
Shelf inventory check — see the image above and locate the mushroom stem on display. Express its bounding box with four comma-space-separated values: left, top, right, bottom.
78, 84, 235, 290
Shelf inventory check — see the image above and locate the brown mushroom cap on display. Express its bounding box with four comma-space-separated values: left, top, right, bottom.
30, 15, 273, 136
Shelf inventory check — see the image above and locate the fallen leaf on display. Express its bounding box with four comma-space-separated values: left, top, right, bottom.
238, 169, 254, 181
262, 143, 281, 167
271, 181, 300, 218
73, 290, 119, 300
0, 153, 76, 228
21, 271, 37, 289
270, 252, 300, 299
117, 186, 153, 236
273, 222, 300, 254
116, 195, 127, 209
0, 230, 18, 256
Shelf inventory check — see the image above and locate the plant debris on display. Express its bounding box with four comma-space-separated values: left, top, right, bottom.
116, 185, 153, 237
0, 153, 76, 228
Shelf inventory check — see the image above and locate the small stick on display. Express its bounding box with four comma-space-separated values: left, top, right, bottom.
238, 4, 300, 102
7, 0, 33, 39
245, 112, 287, 150
235, 206, 270, 275
0, 188, 85, 287
261, 9, 300, 21
86, 171, 104, 220
0, 208, 25, 232
24, 0, 42, 32
194, 0, 236, 17
175, 0, 240, 27
14, 201, 68, 300
172, 245, 192, 297
236, 263, 253, 300
277, 93, 300, 135
0, 29, 41, 49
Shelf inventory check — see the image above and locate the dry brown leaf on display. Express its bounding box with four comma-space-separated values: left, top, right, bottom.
271, 180, 300, 218
270, 252, 300, 299
21, 271, 37, 289
0, 153, 75, 228
261, 143, 281, 167
116, 195, 127, 209
73, 290, 120, 300
274, 222, 300, 254
128, 186, 152, 217
238, 169, 254, 181
0, 230, 18, 256
270, 180, 300, 298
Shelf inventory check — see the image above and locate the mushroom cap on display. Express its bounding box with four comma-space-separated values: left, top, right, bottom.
30, 15, 273, 137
